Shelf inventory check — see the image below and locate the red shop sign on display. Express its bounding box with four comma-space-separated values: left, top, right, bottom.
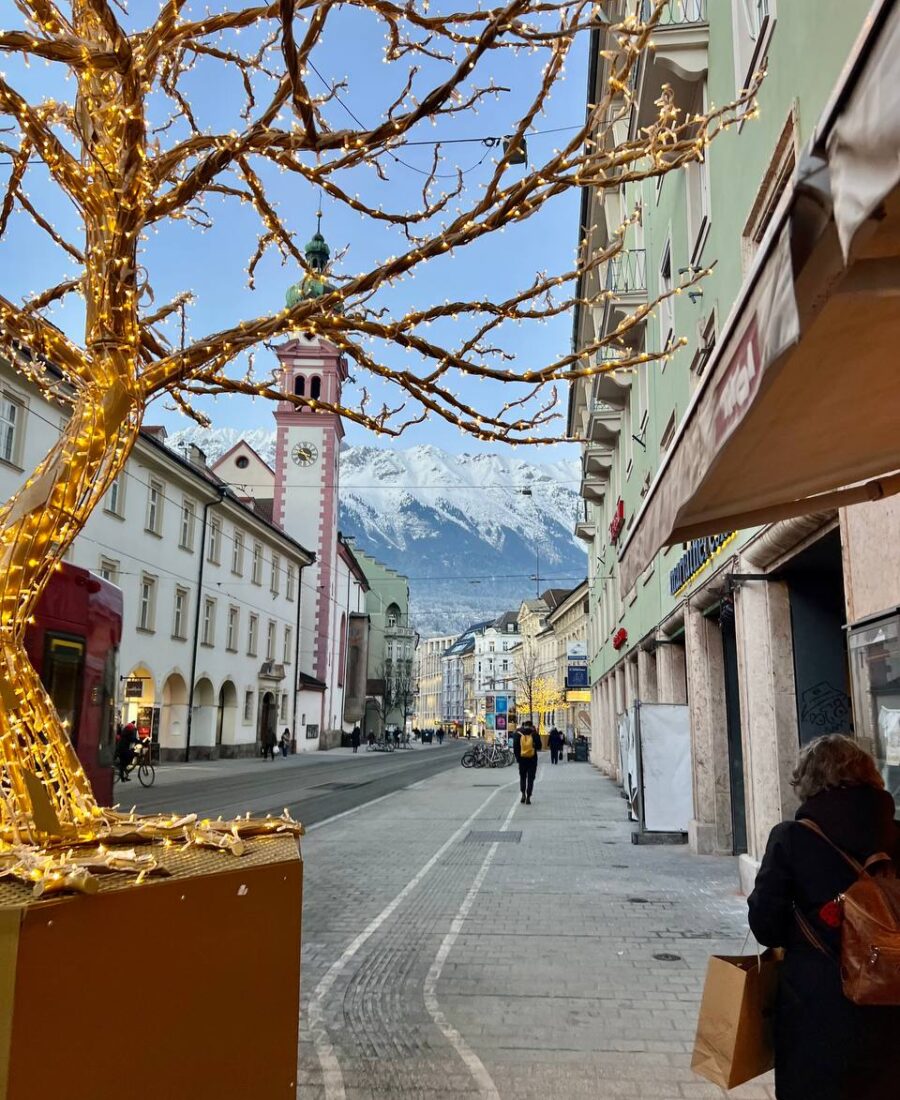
609, 499, 625, 544
612, 628, 628, 651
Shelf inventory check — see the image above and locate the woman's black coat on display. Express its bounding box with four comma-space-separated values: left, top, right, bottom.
747, 784, 900, 1100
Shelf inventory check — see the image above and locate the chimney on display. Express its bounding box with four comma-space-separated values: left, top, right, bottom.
144, 425, 168, 441
187, 443, 208, 470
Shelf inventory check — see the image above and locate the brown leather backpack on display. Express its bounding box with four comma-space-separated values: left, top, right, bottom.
795, 818, 900, 1005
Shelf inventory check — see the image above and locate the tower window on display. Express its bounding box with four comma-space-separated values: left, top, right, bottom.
294, 375, 305, 397
310, 376, 322, 400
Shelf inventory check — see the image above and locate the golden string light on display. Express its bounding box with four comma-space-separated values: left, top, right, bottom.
0, 0, 759, 890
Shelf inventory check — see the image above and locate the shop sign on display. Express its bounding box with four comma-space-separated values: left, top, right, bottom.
669, 531, 738, 597
124, 678, 143, 699
714, 317, 762, 446
609, 499, 625, 544
567, 642, 588, 688
612, 628, 628, 651
566, 689, 591, 703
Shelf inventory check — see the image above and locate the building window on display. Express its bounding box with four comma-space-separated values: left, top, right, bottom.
0, 392, 24, 466
243, 690, 255, 723
179, 498, 196, 551
266, 620, 276, 661
338, 614, 347, 687
105, 473, 125, 517
386, 605, 399, 628
742, 107, 796, 272
658, 240, 674, 359
387, 641, 394, 660
286, 564, 296, 601
138, 574, 157, 632
685, 83, 711, 262
98, 557, 119, 584
691, 311, 717, 380
294, 374, 305, 397
207, 516, 222, 564
146, 478, 164, 535
235, 454, 249, 470
283, 625, 293, 664
310, 376, 322, 400
248, 614, 259, 657
173, 587, 189, 640
732, 0, 775, 98
251, 542, 263, 585
232, 530, 244, 576
226, 606, 239, 652
659, 410, 678, 460
270, 552, 280, 595
202, 597, 216, 647
279, 693, 288, 721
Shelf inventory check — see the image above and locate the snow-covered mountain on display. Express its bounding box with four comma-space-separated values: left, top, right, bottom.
165, 428, 587, 635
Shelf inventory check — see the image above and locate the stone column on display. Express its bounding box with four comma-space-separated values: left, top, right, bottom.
603, 674, 619, 780
684, 605, 734, 855
638, 647, 658, 703
657, 641, 687, 704
733, 574, 800, 884
625, 653, 639, 709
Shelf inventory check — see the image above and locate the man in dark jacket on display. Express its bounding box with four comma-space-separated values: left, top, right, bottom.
548, 727, 564, 765
512, 721, 541, 805
351, 725, 361, 753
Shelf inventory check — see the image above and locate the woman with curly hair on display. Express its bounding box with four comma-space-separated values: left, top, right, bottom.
748, 734, 900, 1099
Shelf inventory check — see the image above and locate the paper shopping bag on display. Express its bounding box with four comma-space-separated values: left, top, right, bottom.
691, 951, 781, 1090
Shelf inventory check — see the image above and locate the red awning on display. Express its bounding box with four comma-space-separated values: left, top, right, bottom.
619, 0, 900, 593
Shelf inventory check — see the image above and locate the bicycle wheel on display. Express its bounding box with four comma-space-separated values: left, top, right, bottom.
461, 751, 476, 768
138, 762, 155, 787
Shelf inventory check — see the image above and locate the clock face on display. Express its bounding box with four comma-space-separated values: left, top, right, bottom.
291, 442, 319, 467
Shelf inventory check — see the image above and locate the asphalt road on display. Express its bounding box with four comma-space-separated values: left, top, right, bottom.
115, 743, 463, 827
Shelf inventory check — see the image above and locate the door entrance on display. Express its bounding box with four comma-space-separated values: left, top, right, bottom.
720, 599, 747, 855
258, 691, 277, 750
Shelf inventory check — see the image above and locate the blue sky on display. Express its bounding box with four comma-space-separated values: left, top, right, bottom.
0, 3, 588, 465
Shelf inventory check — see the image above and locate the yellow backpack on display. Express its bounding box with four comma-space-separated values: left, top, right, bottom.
520, 732, 535, 759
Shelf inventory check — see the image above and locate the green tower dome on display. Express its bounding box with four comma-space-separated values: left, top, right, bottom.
286, 219, 335, 308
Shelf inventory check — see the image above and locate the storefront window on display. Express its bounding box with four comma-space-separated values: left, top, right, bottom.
848, 612, 900, 797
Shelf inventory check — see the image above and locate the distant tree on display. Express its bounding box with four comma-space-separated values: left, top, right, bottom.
0, 1, 756, 835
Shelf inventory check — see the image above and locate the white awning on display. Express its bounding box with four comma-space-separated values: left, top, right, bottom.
619, 0, 900, 593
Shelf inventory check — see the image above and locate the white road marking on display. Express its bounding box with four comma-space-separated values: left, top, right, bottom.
422, 795, 519, 1100
304, 787, 406, 832
309, 783, 514, 1100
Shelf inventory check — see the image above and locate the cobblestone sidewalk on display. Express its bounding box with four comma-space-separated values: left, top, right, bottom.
298, 757, 775, 1099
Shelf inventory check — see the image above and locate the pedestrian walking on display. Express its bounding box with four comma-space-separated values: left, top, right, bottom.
513, 721, 540, 805
262, 724, 277, 761
367, 729, 375, 748
548, 726, 563, 765
279, 728, 291, 757
351, 725, 361, 753
436, 726, 444, 745
748, 734, 900, 1100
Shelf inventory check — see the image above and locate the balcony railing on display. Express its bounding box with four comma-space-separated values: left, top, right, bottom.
641, 0, 707, 25
606, 249, 647, 295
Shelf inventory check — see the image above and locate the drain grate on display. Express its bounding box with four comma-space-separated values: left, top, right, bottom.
653, 953, 683, 962
465, 830, 522, 843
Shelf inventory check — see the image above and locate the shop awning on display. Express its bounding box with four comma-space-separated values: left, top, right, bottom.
620, 0, 900, 594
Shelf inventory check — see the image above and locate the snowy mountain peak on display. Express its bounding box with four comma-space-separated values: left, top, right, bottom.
165, 428, 586, 634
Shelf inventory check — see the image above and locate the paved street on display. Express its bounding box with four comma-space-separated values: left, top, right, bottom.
116, 743, 460, 826
299, 759, 775, 1100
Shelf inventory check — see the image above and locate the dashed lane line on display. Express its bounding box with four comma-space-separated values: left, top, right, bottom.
422, 794, 519, 1100
308, 781, 515, 1100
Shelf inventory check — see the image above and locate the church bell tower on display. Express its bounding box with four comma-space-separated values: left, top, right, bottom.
273, 225, 348, 689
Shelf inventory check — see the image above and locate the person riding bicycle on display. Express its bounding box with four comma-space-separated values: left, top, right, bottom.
116, 721, 138, 782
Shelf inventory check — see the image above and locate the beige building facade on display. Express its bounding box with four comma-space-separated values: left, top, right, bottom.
413, 634, 456, 729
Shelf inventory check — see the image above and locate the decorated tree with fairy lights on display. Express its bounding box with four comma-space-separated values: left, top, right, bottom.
0, 0, 757, 854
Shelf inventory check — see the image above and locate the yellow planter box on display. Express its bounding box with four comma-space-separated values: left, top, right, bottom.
1, 836, 302, 1100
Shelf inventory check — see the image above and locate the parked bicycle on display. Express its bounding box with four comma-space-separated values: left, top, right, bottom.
460, 741, 514, 769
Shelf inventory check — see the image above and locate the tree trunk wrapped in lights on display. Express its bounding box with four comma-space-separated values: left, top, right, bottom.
0, 1, 757, 871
